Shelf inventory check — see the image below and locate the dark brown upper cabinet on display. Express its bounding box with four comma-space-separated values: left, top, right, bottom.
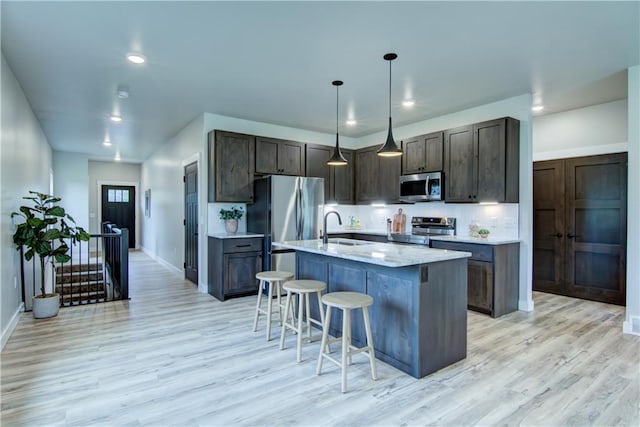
355, 145, 401, 204
306, 144, 354, 204
402, 131, 443, 175
255, 136, 305, 176
444, 117, 519, 203
208, 130, 255, 203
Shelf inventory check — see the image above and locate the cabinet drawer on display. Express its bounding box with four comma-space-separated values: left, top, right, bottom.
223, 238, 263, 253
430, 240, 493, 262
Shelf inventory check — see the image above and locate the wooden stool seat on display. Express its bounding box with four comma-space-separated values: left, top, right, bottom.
317, 291, 377, 393
280, 279, 327, 362
253, 270, 294, 341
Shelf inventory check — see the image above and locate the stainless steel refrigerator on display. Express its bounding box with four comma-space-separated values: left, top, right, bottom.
247, 175, 324, 275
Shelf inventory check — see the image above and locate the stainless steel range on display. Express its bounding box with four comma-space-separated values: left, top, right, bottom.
387, 216, 456, 245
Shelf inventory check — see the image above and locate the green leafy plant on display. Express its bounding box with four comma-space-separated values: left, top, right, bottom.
478, 228, 491, 236
11, 191, 90, 297
219, 206, 244, 221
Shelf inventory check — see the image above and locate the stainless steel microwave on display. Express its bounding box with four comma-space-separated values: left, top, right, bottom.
399, 172, 443, 202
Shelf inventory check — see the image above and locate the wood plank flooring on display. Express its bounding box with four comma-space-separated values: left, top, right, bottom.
2, 251, 638, 426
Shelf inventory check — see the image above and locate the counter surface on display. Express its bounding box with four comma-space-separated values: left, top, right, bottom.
209, 232, 264, 239
273, 239, 470, 267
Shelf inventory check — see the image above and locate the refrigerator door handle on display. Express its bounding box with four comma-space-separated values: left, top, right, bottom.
296, 186, 303, 240
298, 186, 304, 239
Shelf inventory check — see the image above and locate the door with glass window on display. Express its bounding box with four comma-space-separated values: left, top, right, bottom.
102, 185, 136, 248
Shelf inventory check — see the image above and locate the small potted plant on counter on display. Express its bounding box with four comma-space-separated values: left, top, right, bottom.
478, 228, 491, 239
219, 206, 244, 234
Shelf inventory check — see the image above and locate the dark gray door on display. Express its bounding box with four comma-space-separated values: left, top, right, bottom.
184, 162, 198, 284
102, 185, 135, 248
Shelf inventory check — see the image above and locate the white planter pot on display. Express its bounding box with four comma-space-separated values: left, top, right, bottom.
224, 219, 238, 234
32, 294, 60, 319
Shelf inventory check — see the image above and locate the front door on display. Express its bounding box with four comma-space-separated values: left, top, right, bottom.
184, 162, 198, 284
102, 185, 135, 248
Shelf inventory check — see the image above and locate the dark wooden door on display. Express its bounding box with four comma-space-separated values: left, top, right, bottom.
210, 130, 255, 203
355, 147, 378, 203
306, 144, 332, 201
402, 136, 426, 174
467, 260, 493, 314
444, 125, 474, 202
184, 162, 198, 285
280, 140, 305, 175
333, 150, 354, 204
474, 119, 506, 202
533, 160, 565, 294
102, 185, 135, 248
224, 252, 262, 295
379, 155, 401, 202
564, 153, 627, 305
424, 132, 444, 172
255, 137, 304, 175
255, 136, 280, 175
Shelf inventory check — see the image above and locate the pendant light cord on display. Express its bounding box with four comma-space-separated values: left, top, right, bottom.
336, 84, 339, 135
388, 58, 392, 118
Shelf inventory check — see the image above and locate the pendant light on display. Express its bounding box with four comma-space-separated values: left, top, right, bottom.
377, 52, 403, 157
327, 80, 348, 166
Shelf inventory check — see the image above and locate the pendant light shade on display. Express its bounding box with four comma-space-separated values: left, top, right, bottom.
327, 80, 348, 166
377, 53, 403, 157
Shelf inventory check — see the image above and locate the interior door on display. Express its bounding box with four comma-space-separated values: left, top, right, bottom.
184, 162, 198, 284
533, 160, 565, 294
564, 154, 627, 305
102, 185, 135, 248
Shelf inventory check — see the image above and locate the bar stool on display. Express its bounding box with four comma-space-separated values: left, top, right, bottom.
279, 279, 327, 362
253, 271, 294, 341
316, 291, 377, 393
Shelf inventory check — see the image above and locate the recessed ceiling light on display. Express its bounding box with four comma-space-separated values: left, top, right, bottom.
532, 105, 544, 112
402, 99, 415, 107
126, 53, 146, 64
110, 115, 122, 123
346, 119, 357, 126
103, 138, 112, 147
114, 152, 121, 161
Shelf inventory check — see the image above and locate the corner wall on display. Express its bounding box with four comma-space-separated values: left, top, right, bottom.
1, 54, 53, 349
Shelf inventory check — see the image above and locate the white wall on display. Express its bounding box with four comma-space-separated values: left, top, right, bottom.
356, 94, 535, 311
624, 66, 639, 335
141, 115, 206, 287
533, 99, 628, 161
52, 152, 89, 230
88, 161, 141, 248
1, 54, 53, 349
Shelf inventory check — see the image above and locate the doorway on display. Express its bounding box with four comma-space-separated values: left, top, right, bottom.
533, 153, 627, 305
184, 162, 198, 284
101, 185, 136, 248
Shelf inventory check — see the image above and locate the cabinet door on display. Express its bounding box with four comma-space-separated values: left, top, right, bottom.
402, 136, 426, 174
379, 155, 401, 202
444, 125, 474, 202
210, 131, 255, 203
474, 119, 506, 202
255, 137, 280, 175
224, 252, 262, 295
424, 131, 444, 172
355, 147, 378, 203
533, 160, 565, 295
279, 140, 305, 176
467, 260, 493, 314
333, 150, 354, 204
306, 144, 332, 201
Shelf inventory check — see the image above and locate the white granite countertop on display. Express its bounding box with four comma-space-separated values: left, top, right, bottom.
273, 239, 471, 268
327, 229, 388, 236
209, 232, 264, 239
429, 235, 520, 245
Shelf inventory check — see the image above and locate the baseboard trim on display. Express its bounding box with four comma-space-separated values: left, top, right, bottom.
518, 299, 535, 312
140, 245, 183, 275
1, 302, 25, 351
623, 318, 640, 336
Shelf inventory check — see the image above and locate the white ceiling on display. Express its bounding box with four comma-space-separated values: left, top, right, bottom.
2, 1, 638, 163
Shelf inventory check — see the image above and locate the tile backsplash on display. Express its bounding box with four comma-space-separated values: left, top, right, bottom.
324, 202, 519, 239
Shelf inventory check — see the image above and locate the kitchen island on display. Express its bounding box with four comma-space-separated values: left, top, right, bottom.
272, 239, 471, 378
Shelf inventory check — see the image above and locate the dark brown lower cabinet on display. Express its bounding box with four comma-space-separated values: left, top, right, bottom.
430, 240, 519, 317
533, 153, 627, 305
208, 237, 263, 301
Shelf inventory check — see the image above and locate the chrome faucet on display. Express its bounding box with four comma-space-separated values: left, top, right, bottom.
323, 211, 342, 244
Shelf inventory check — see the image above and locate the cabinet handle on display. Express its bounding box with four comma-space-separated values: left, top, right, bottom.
236, 244, 251, 248
548, 233, 562, 238
468, 195, 472, 199
567, 233, 580, 239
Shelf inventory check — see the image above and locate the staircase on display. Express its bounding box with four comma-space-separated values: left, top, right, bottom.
55, 263, 108, 305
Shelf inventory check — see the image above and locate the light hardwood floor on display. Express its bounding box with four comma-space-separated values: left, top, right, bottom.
2, 251, 638, 426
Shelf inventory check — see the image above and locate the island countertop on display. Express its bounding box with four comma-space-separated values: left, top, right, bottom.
272, 239, 471, 267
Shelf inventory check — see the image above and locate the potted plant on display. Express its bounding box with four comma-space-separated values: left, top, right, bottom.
219, 206, 244, 234
11, 191, 90, 318
478, 228, 491, 239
